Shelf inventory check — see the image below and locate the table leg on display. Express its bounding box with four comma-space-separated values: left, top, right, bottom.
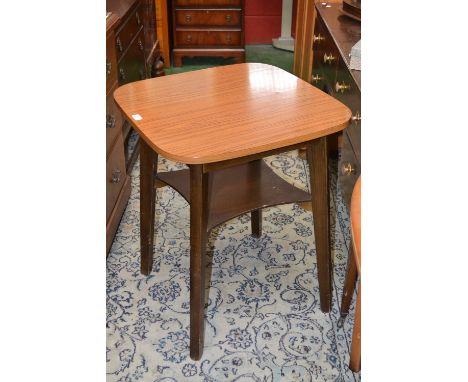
189, 164, 208, 360
140, 140, 158, 275
340, 245, 358, 317
307, 137, 332, 312
251, 209, 262, 237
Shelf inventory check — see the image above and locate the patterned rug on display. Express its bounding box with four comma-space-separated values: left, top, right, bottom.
107, 150, 360, 382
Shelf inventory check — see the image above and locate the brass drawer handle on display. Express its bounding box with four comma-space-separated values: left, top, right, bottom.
106, 60, 112, 77
311, 74, 322, 83
138, 39, 143, 51
335, 81, 351, 93
106, 114, 116, 129
116, 37, 123, 52
351, 111, 361, 123
119, 67, 126, 81
313, 34, 324, 43
111, 169, 122, 184
185, 14, 192, 22
136, 12, 141, 26
323, 53, 335, 64
341, 163, 355, 176
186, 34, 192, 43
226, 34, 232, 43
225, 14, 232, 22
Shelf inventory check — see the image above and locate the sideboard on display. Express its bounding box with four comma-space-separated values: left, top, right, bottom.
311, 2, 361, 207
106, 0, 165, 253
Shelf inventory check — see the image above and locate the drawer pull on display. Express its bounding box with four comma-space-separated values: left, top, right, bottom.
335, 81, 351, 93
311, 74, 323, 83
106, 114, 116, 129
313, 34, 324, 43
136, 12, 141, 26
225, 14, 232, 22
226, 34, 232, 43
185, 14, 192, 22
106, 60, 112, 77
116, 37, 123, 52
111, 169, 122, 184
138, 39, 143, 51
351, 111, 361, 123
341, 163, 355, 176
323, 53, 335, 64
186, 34, 192, 43
119, 67, 126, 81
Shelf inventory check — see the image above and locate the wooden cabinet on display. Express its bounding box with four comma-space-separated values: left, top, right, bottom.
106, 13, 132, 254
107, 0, 165, 173
310, 2, 361, 208
106, 0, 165, 253
171, 0, 245, 67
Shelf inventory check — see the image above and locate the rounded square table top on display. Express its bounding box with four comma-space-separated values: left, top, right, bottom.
114, 63, 351, 164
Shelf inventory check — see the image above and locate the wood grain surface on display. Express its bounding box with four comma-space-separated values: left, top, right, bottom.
114, 63, 351, 164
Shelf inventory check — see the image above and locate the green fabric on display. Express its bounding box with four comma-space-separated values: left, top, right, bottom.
165, 44, 294, 75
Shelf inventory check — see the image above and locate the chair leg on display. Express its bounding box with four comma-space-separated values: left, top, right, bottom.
140, 139, 158, 275
349, 280, 361, 372
189, 164, 208, 360
340, 245, 358, 317
307, 137, 332, 312
251, 209, 262, 237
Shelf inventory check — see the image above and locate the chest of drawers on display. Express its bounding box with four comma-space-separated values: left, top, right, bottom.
311, 2, 361, 208
171, 0, 245, 67
106, 13, 132, 254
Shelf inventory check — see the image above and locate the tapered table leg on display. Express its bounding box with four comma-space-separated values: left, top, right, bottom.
307, 137, 332, 312
140, 140, 158, 275
340, 245, 358, 317
251, 210, 262, 237
189, 164, 208, 360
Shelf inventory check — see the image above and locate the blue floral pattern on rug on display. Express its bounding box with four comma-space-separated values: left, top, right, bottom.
107, 150, 360, 381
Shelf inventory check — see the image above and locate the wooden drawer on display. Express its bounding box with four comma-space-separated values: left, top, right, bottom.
175, 29, 241, 47
176, 9, 241, 27
106, 32, 118, 93
175, 0, 241, 7
106, 133, 127, 221
106, 83, 124, 157
331, 58, 361, 112
115, 2, 143, 60
338, 131, 360, 208
118, 29, 147, 85
312, 14, 338, 91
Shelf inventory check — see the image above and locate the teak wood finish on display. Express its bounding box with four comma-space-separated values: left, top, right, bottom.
114, 63, 351, 359
114, 64, 351, 164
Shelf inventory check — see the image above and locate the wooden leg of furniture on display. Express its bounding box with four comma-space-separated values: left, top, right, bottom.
235, 51, 246, 63
251, 209, 262, 237
340, 245, 358, 317
189, 164, 208, 360
307, 137, 332, 312
349, 280, 361, 372
140, 140, 157, 275
173, 53, 183, 67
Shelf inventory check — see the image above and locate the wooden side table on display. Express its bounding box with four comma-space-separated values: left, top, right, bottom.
114, 63, 351, 360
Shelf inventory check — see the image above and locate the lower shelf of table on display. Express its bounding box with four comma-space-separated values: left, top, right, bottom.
156, 160, 311, 232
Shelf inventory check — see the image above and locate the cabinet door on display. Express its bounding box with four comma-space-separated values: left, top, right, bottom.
118, 30, 147, 85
